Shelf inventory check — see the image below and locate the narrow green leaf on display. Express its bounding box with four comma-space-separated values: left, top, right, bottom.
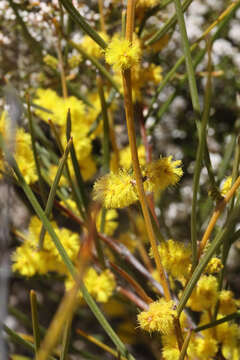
48, 119, 85, 219
148, 48, 205, 130
194, 311, 240, 332
145, 0, 193, 46
8, 306, 106, 360
9, 306, 45, 337
3, 325, 56, 360
230, 136, 240, 211
1, 135, 135, 360
27, 94, 47, 205
66, 110, 88, 212
39, 137, 73, 249
190, 41, 212, 269
138, 0, 173, 37
30, 290, 41, 354
60, 318, 72, 360
217, 134, 237, 180
177, 204, 240, 316
146, 0, 240, 121
173, 0, 200, 114
98, 77, 110, 174
8, 0, 42, 56
178, 330, 192, 360
88, 88, 117, 137
59, 0, 107, 49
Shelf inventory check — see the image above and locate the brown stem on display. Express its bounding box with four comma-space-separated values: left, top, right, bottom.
117, 286, 149, 310
98, 0, 106, 33
123, 0, 171, 300
122, 68, 170, 300
54, 200, 164, 295
198, 175, 240, 259
110, 261, 153, 304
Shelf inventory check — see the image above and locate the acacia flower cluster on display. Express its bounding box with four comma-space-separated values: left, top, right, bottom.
150, 239, 192, 283
93, 156, 183, 208
137, 299, 177, 334
221, 175, 232, 195
105, 36, 141, 71
12, 216, 80, 277
0, 111, 37, 184
65, 268, 116, 303
2, 0, 240, 358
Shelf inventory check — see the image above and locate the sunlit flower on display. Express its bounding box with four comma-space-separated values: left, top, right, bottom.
205, 257, 223, 274
221, 176, 232, 196
43, 54, 58, 70
187, 275, 218, 311
105, 36, 141, 71
65, 268, 116, 303
93, 170, 138, 208
218, 290, 237, 315
144, 156, 183, 192
81, 32, 108, 58
138, 299, 177, 334
111, 144, 146, 173
150, 239, 191, 280
188, 337, 218, 359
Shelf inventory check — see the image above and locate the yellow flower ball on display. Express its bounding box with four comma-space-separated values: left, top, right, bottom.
187, 275, 218, 311
144, 156, 183, 192
105, 36, 141, 71
93, 170, 138, 208
138, 299, 177, 334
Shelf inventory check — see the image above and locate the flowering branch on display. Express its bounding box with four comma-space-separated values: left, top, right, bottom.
121, 0, 171, 301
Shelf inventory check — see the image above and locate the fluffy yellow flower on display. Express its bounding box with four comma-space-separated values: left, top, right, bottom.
205, 257, 223, 274
187, 275, 218, 311
221, 176, 232, 196
138, 299, 177, 334
0, 113, 37, 184
96, 209, 118, 236
218, 290, 237, 315
34, 89, 61, 123
43, 54, 58, 69
93, 170, 138, 208
75, 155, 97, 181
136, 0, 158, 8
188, 337, 218, 359
65, 268, 116, 303
35, 89, 85, 129
216, 318, 239, 359
161, 334, 180, 360
141, 64, 163, 85
29, 216, 80, 264
111, 144, 146, 172
105, 36, 141, 71
12, 216, 80, 277
86, 268, 116, 303
150, 239, 191, 280
68, 54, 82, 68
144, 156, 183, 192
14, 128, 37, 184
0, 110, 6, 134
81, 32, 108, 58
12, 242, 49, 277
